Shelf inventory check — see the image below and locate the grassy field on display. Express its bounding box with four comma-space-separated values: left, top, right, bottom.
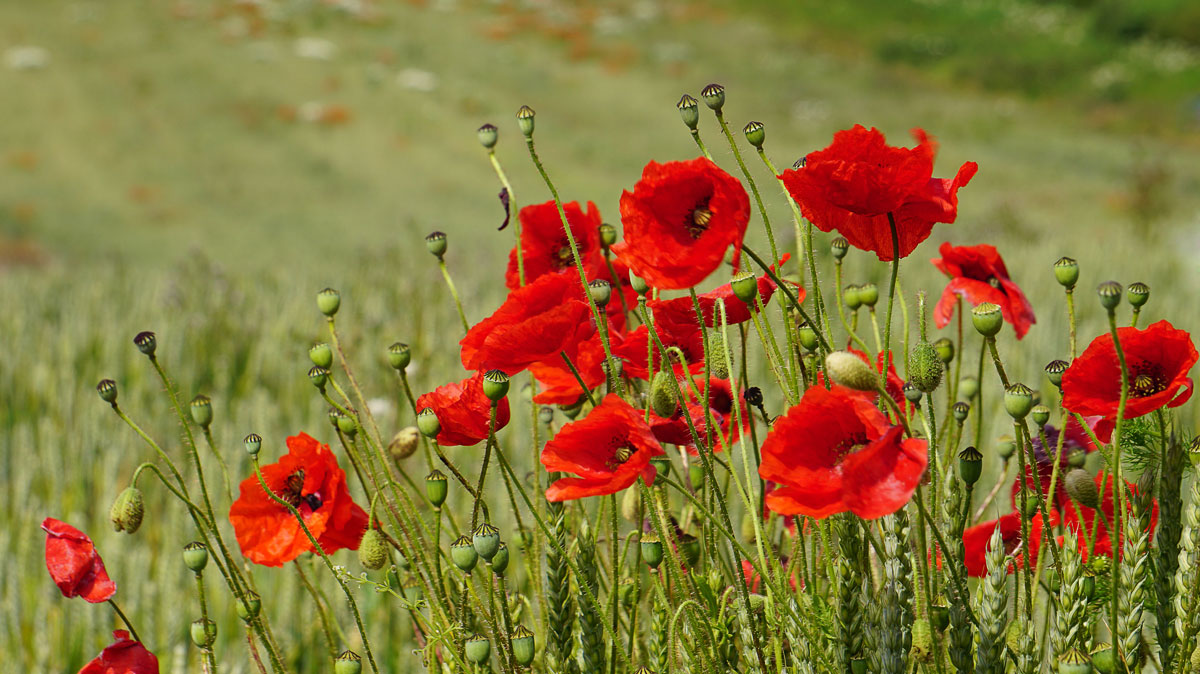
3, 0, 1200, 670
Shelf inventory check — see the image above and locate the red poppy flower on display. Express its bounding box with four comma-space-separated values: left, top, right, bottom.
506, 200, 606, 289
759, 385, 927, 519
962, 511, 1056, 577
932, 242, 1036, 339
42, 518, 116, 603
741, 558, 799, 594
416, 372, 512, 446
229, 433, 368, 567
612, 157, 751, 290
79, 630, 159, 674
1062, 320, 1197, 425
816, 347, 909, 415
1057, 473, 1158, 562
779, 126, 978, 261
460, 272, 597, 376
615, 312, 707, 381
542, 394, 665, 501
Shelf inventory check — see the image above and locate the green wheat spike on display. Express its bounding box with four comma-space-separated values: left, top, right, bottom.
1173, 476, 1200, 670
1053, 527, 1090, 668
974, 525, 1009, 674
546, 500, 577, 674
835, 515, 864, 670
1117, 485, 1150, 670
575, 522, 605, 674
1156, 433, 1185, 661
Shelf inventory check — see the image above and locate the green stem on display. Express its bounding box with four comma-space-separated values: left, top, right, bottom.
713, 109, 778, 262
438, 258, 470, 334
108, 600, 142, 644
194, 572, 217, 673
488, 149, 523, 286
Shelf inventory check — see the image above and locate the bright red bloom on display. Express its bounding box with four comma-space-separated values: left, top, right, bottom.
79, 630, 159, 674
962, 511, 1056, 577
646, 255, 799, 328
416, 371, 512, 446
779, 126, 978, 261
932, 242, 1036, 339
460, 272, 596, 376
42, 518, 116, 603
1062, 320, 1197, 424
506, 200, 606, 289
1058, 473, 1158, 562
229, 433, 368, 567
615, 313, 707, 381
542, 394, 665, 501
759, 385, 927, 519
612, 157, 751, 290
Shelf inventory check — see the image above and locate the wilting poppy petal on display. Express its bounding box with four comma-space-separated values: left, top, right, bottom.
42, 518, 116, 603
931, 242, 1035, 339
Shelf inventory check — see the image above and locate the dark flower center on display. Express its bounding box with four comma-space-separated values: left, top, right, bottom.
987, 276, 1002, 289
281, 469, 322, 510
555, 241, 573, 269
835, 433, 869, 460
606, 445, 635, 470
686, 198, 713, 239
1131, 363, 1167, 397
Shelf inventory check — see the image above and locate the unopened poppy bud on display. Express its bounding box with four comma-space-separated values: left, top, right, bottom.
903, 382, 922, 404
700, 83, 725, 111
97, 379, 118, 404
677, 94, 700, 129
358, 529, 389, 570
1127, 281, 1149, 308
473, 523, 501, 560
933, 337, 955, 364
1031, 404, 1051, 427
798, 324, 818, 352
309, 342, 333, 369
476, 123, 498, 149
825, 351, 878, 392
831, 236, 849, 260
743, 121, 765, 148
308, 365, 330, 391
335, 650, 363, 674
417, 408, 441, 438
482, 369, 510, 401
1004, 383, 1034, 419
387, 427, 420, 463
731, 271, 758, 304
425, 470, 448, 508
649, 370, 678, 418
633, 668, 656, 674
621, 486, 640, 523
629, 270, 650, 296
511, 625, 536, 666
237, 591, 262, 621
183, 541, 208, 572
958, 376, 979, 401
425, 231, 448, 259
843, 284, 862, 311
1065, 469, 1100, 508
1058, 648, 1092, 674
387, 342, 411, 371
189, 395, 213, 429
958, 446, 983, 486
110, 487, 145, 534
1045, 359, 1069, 387
490, 542, 510, 575
133, 331, 157, 356
191, 619, 216, 648
317, 288, 340, 317
1016, 487, 1039, 518
678, 532, 701, 567
972, 302, 1003, 337
516, 105, 535, 138
952, 401, 970, 423
857, 283, 879, 308
1053, 257, 1079, 289
599, 223, 617, 248
708, 332, 729, 379
243, 433, 262, 457
641, 534, 664, 569
1091, 644, 1114, 674
1096, 281, 1122, 311
588, 279, 612, 308
649, 455, 671, 479
996, 436, 1016, 460
908, 341, 943, 393
465, 634, 491, 665
451, 536, 478, 572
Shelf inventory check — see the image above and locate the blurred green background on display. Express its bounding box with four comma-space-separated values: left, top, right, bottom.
2, 0, 1199, 670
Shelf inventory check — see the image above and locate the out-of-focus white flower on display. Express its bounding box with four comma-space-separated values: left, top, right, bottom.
4, 46, 50, 71
294, 37, 338, 61
367, 397, 395, 419
397, 68, 437, 92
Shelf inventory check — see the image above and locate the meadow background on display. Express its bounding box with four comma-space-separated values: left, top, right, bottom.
2, 0, 1200, 670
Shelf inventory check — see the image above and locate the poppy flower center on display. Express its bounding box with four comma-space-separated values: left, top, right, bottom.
835, 433, 869, 460
686, 199, 713, 239
606, 445, 635, 470
987, 276, 1002, 289
555, 242, 573, 269
281, 469, 323, 511
1131, 365, 1167, 397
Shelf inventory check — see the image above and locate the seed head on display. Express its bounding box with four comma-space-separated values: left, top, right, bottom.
743, 121, 765, 148
189, 394, 213, 429
424, 231, 448, 259
309, 342, 333, 369
490, 542, 510, 575
731, 271, 758, 304
465, 634, 491, 665
190, 619, 216, 648
183, 541, 209, 572
511, 625, 536, 666
1044, 359, 1069, 387
476, 123, 498, 149
334, 650, 363, 674
133, 331, 157, 356
482, 369, 510, 401
425, 470, 448, 508
1031, 404, 1051, 427
1053, 256, 1079, 289
933, 337, 954, 364
971, 302, 1003, 337
831, 236, 849, 260
96, 379, 118, 404
641, 533, 664, 569
588, 279, 612, 308
1127, 281, 1149, 308
472, 523, 502, 561
237, 591, 262, 621
598, 223, 617, 248
1096, 281, 1122, 311
1004, 383, 1034, 419
700, 83, 725, 111
516, 105, 535, 138
417, 408, 441, 439
797, 323, 819, 352
450, 535, 478, 572
958, 446, 983, 486
857, 282, 879, 308
676, 94, 700, 130
316, 288, 340, 317
387, 342, 411, 371
243, 433, 262, 457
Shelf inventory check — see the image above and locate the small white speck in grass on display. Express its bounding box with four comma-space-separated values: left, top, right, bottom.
294, 37, 338, 61
4, 46, 50, 71
397, 68, 438, 92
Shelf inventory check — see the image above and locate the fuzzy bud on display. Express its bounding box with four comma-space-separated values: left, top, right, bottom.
1054, 257, 1079, 289
933, 337, 955, 364
473, 523, 501, 561
1045, 359, 1069, 387
358, 529, 389, 570
996, 436, 1016, 460
183, 541, 208, 573
516, 105, 535, 138
97, 379, 118, 404
831, 236, 849, 260
908, 341, 943, 393
243, 433, 262, 457
309, 342, 333, 369
1127, 281, 1149, 308
743, 121, 765, 148
649, 370, 678, 418
700, 83, 725, 111
476, 123, 498, 149
1065, 469, 1100, 508
335, 651, 363, 674
1096, 281, 1122, 311
110, 487, 145, 534
511, 625, 535, 666
425, 231, 448, 259
825, 351, 878, 392
416, 408, 441, 439
189, 395, 213, 429
316, 288, 340, 317
971, 302, 1003, 337
450, 536, 478, 572
857, 282, 879, 308
388, 427, 420, 463
425, 470, 448, 508
731, 271, 758, 304
465, 634, 491, 665
958, 446, 983, 486
133, 331, 157, 356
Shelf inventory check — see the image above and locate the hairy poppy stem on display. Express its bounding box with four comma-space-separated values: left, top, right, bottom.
712, 108, 779, 263
741, 244, 831, 353
1106, 308, 1133, 668
193, 571, 218, 674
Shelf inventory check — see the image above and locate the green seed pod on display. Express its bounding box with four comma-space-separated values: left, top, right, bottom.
96, 379, 118, 404
243, 433, 262, 457
857, 282, 879, 308
676, 94, 700, 130
825, 351, 878, 392
903, 382, 922, 404
473, 523, 501, 561
358, 529, 389, 570
908, 341, 943, 393
678, 533, 701, 568
842, 284, 862, 311
1065, 469, 1100, 508
798, 324, 819, 352
183, 541, 209, 573
930, 604, 949, 632
482, 369, 510, 402
1096, 281, 1122, 311
1127, 281, 1149, 308
1054, 256, 1079, 289
236, 591, 262, 621
1090, 644, 1114, 674
743, 120, 765, 148
933, 337, 955, 364
450, 536, 478, 572
641, 534, 664, 569
649, 455, 671, 479
425, 470, 448, 508
996, 436, 1016, 460
588, 279, 611, 308
334, 650, 363, 674
317, 288, 341, 317
515, 105, 535, 138
465, 634, 491, 664
958, 376, 979, 401
133, 330, 157, 357
731, 271, 758, 304
1045, 359, 1069, 387
700, 83, 725, 111
1068, 448, 1086, 468
511, 625, 535, 666
387, 342, 411, 371
1058, 648, 1092, 674
110, 487, 145, 534
476, 123, 498, 150
830, 236, 849, 260
952, 401, 970, 423
336, 411, 358, 437
971, 302, 1003, 337
189, 395, 213, 429
308, 365, 330, 391
309, 342, 333, 369
958, 446, 983, 486
191, 619, 216, 648
1004, 383, 1034, 419
416, 408, 441, 439
490, 542, 510, 575
598, 223, 617, 248
425, 231, 448, 259
1031, 404, 1051, 427
1016, 487, 1039, 518
649, 370, 678, 418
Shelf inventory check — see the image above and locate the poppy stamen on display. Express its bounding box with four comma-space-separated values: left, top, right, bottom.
686, 199, 713, 239
281, 469, 307, 509
606, 445, 635, 470
1132, 370, 1166, 397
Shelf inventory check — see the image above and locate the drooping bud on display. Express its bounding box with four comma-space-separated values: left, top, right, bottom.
482, 369, 509, 402
425, 231, 448, 259
743, 121, 765, 148
649, 370, 678, 418
588, 279, 612, 308
473, 523, 501, 561
97, 379, 118, 404
243, 433, 262, 457
971, 302, 1003, 337
798, 324, 818, 352
191, 619, 216, 648
831, 236, 849, 260
730, 271, 758, 304
1004, 383, 1034, 419
490, 542, 510, 575
700, 83, 725, 111
843, 284, 862, 311
358, 529, 389, 570
857, 282, 879, 308
1045, 359, 1069, 387
465, 634, 491, 665
511, 625, 536, 666
189, 394, 213, 429
388, 427, 420, 463
1031, 404, 1051, 427
676, 94, 700, 130
933, 337, 954, 364
1096, 281, 1122, 311
237, 591, 262, 621
334, 650, 363, 674
825, 351, 877, 392
451, 535, 478, 572
958, 376, 979, 400
1065, 469, 1100, 508
516, 105, 535, 138
476, 123, 498, 150
317, 288, 340, 317
425, 470, 448, 508
952, 401, 970, 423
110, 487, 145, 534
908, 341, 943, 393
183, 541, 209, 573
1127, 281, 1149, 308
133, 331, 157, 356
641, 534, 664, 569
417, 408, 441, 439
309, 342, 333, 369
598, 223, 617, 248
958, 446, 983, 486
1053, 257, 1079, 289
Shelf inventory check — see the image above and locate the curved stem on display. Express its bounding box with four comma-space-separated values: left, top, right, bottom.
713, 109, 778, 262
108, 600, 142, 644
